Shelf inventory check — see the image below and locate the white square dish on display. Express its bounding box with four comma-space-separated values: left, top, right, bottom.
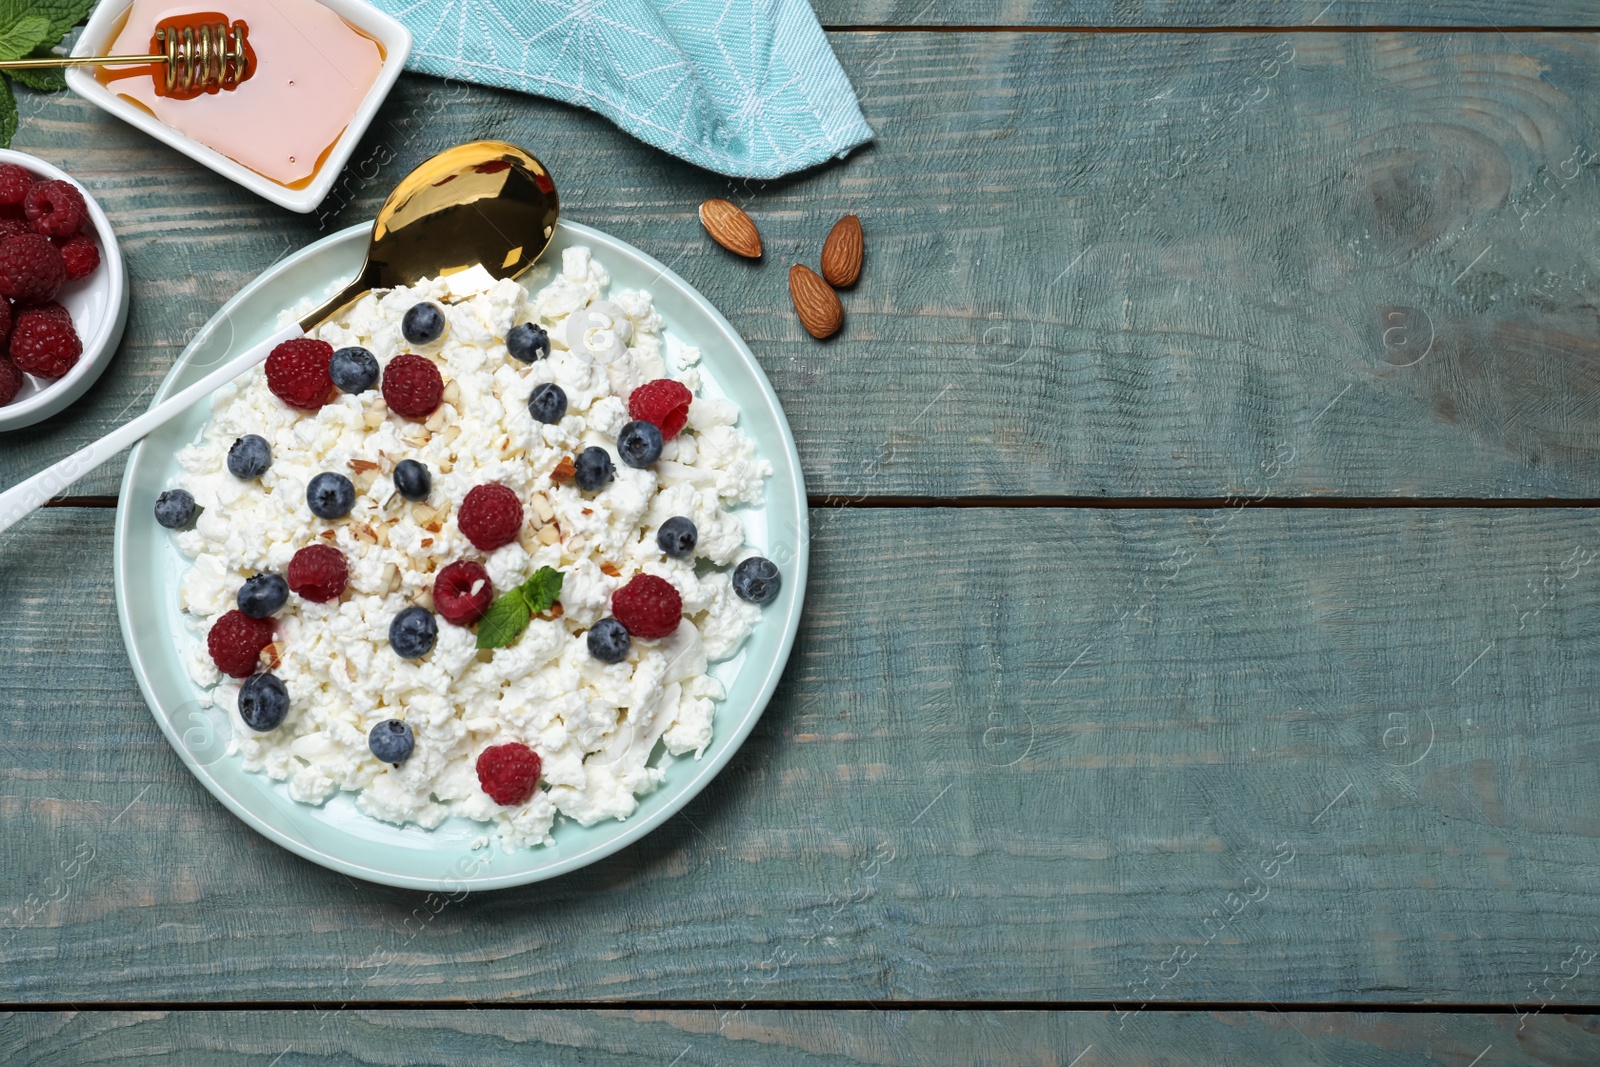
66, 0, 412, 214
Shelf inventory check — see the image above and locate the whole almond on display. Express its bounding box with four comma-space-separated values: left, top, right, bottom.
789, 264, 844, 339
699, 198, 762, 258
820, 214, 863, 287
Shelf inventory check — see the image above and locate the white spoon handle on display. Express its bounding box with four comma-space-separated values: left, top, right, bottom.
0, 322, 302, 535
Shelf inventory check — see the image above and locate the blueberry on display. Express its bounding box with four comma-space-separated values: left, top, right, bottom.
389, 605, 437, 659
154, 489, 198, 530
306, 472, 356, 520
368, 719, 415, 765
238, 673, 290, 731
573, 446, 614, 492
507, 322, 550, 363
402, 302, 446, 344
732, 556, 782, 605
657, 516, 698, 558
329, 346, 380, 393
237, 573, 289, 618
617, 419, 663, 469
528, 382, 567, 424
587, 617, 631, 663
393, 459, 431, 502
227, 434, 271, 479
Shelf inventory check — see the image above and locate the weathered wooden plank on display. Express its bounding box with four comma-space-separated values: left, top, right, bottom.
4, 1009, 1596, 1065
810, 0, 1600, 27
9, 31, 1600, 500
8, 505, 1600, 1003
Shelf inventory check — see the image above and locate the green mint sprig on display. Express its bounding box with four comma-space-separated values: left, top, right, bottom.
475, 566, 563, 650
0, 1, 98, 146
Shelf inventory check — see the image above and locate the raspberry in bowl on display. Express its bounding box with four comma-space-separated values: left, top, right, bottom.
0, 149, 128, 432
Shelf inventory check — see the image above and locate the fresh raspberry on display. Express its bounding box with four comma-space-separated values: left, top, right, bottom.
456, 483, 523, 551
265, 337, 333, 410
611, 573, 683, 639
9, 308, 80, 379
0, 296, 11, 346
476, 742, 542, 805
381, 353, 444, 419
286, 543, 348, 603
24, 180, 86, 238
0, 233, 64, 304
17, 301, 69, 322
434, 560, 494, 626
0, 217, 30, 241
207, 609, 275, 679
628, 378, 693, 439
0, 358, 20, 406
0, 164, 32, 209
57, 234, 99, 281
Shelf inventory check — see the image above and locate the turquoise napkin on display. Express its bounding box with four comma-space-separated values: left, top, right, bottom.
370, 0, 874, 179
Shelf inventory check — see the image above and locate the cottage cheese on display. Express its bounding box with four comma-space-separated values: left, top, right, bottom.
170, 248, 771, 851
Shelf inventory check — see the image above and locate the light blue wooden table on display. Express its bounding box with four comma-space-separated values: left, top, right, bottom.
7, 2, 1600, 1063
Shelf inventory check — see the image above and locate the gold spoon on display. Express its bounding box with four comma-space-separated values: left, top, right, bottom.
0, 140, 560, 535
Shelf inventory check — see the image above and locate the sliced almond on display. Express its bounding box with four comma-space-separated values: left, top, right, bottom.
599, 562, 621, 577
537, 524, 561, 545
353, 524, 378, 545
420, 537, 434, 548
550, 456, 577, 484
260, 641, 286, 671
699, 198, 762, 258
821, 214, 863, 287
348, 458, 380, 474
789, 264, 844, 339
531, 493, 555, 522
363, 411, 385, 429
441, 380, 461, 406
546, 600, 564, 619
411, 503, 437, 525
319, 529, 338, 542
441, 425, 461, 445
424, 521, 443, 534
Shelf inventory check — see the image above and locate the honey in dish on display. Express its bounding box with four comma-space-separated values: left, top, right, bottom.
96, 0, 385, 189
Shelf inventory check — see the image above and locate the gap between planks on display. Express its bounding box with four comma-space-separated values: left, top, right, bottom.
1, 999, 1596, 1013
42, 495, 1600, 511
819, 24, 1600, 33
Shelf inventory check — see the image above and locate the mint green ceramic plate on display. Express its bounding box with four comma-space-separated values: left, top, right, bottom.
114, 221, 808, 891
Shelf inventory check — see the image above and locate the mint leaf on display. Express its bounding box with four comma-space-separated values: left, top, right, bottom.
0, 77, 16, 150
7, 0, 95, 43
475, 589, 531, 650
0, 15, 48, 61
9, 45, 66, 91
521, 567, 564, 615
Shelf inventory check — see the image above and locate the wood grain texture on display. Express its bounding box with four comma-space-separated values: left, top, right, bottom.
8, 506, 1600, 1004
5, 1009, 1600, 1065
9, 31, 1600, 499
809, 0, 1600, 27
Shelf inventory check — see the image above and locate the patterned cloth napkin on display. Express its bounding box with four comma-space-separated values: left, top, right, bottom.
370, 0, 875, 178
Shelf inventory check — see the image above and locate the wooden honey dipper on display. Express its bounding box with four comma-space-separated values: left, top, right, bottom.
0, 17, 250, 96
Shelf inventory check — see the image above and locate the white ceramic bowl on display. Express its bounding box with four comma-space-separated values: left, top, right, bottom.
66, 0, 412, 214
0, 150, 129, 432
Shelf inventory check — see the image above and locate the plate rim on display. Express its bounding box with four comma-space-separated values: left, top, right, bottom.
113, 219, 809, 891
